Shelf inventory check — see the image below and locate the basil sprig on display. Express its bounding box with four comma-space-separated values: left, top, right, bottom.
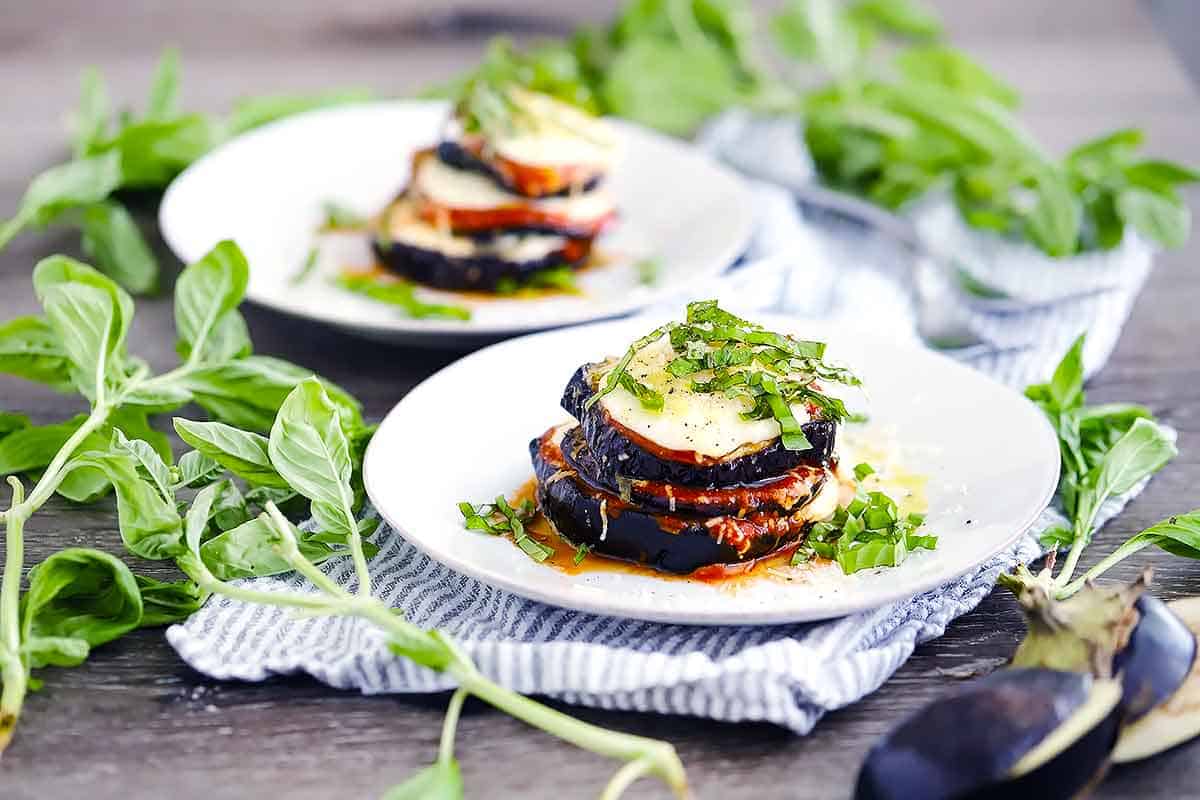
586, 300, 859, 451
0, 48, 371, 293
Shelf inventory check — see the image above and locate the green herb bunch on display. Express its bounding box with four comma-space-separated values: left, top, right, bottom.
0, 48, 371, 294
998, 334, 1200, 602
588, 300, 859, 451
433, 0, 1197, 257
0, 239, 368, 751
0, 243, 687, 798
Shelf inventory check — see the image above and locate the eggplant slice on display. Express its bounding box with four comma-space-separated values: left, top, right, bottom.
372, 200, 593, 291
532, 426, 819, 574
559, 425, 828, 517
561, 364, 837, 489
436, 141, 602, 199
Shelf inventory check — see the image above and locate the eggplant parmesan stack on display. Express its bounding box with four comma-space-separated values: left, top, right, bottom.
373, 86, 620, 292
530, 301, 862, 575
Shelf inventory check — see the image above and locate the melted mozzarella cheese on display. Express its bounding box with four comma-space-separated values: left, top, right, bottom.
386, 205, 567, 261
491, 89, 621, 170
597, 335, 814, 459
414, 154, 615, 222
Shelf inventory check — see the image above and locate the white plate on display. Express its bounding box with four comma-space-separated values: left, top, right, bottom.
364, 313, 1060, 625
159, 101, 754, 347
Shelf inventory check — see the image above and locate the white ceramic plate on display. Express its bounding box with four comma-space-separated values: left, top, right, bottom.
159, 101, 754, 347
364, 313, 1060, 625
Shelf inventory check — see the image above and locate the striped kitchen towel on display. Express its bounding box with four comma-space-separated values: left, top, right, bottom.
168, 112, 1162, 733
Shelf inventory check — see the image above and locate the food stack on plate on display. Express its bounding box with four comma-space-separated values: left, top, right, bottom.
373, 87, 621, 291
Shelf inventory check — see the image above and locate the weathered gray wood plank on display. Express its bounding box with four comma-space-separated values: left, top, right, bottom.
1, 1, 1199, 797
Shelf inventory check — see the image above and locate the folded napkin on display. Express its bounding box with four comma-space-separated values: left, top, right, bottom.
168, 113, 1161, 733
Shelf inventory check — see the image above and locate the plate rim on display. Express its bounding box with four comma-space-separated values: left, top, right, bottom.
363, 314, 1061, 625
158, 99, 756, 341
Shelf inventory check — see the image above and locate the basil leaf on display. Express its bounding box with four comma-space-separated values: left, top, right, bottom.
1123, 159, 1200, 190
893, 45, 1017, 108
22, 635, 91, 668
268, 379, 357, 539
135, 575, 204, 627
1117, 186, 1190, 249
105, 114, 220, 188
0, 411, 29, 440
381, 760, 464, 800
54, 407, 171, 503
0, 415, 91, 475
173, 418, 288, 488
847, 0, 942, 39
1069, 418, 1177, 547
601, 39, 741, 135
72, 67, 111, 158
183, 355, 360, 434
0, 152, 122, 250
1047, 333, 1085, 412
145, 47, 181, 119
0, 315, 74, 390
80, 201, 159, 295
185, 482, 222, 556
199, 513, 370, 580
65, 451, 184, 559
209, 479, 253, 533
173, 240, 250, 363
111, 429, 174, 504
225, 88, 374, 136
1024, 164, 1082, 257
21, 548, 143, 668
120, 379, 194, 412
32, 256, 133, 397
1066, 129, 1143, 176
334, 274, 471, 320
771, 0, 866, 77
173, 450, 223, 489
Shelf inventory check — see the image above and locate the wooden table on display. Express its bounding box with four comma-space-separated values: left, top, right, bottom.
2, 1, 1198, 797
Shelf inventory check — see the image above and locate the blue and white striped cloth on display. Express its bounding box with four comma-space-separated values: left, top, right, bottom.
167, 113, 1160, 734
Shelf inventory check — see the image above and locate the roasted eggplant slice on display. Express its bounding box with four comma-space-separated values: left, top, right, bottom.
531, 426, 827, 574
409, 149, 615, 238
558, 425, 829, 517
562, 364, 836, 489
856, 669, 1123, 800
437, 140, 602, 199
372, 200, 592, 291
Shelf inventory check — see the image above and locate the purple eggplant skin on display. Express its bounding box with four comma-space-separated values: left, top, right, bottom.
561, 365, 837, 489
855, 668, 1121, 800
1114, 594, 1197, 721
558, 425, 827, 517
530, 434, 810, 574
436, 141, 602, 198
371, 236, 587, 292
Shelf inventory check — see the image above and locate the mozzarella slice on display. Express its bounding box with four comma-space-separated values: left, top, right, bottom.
413, 152, 615, 223
490, 89, 621, 170
597, 335, 816, 460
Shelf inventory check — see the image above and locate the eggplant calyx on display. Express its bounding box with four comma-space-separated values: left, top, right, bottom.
1007, 567, 1150, 678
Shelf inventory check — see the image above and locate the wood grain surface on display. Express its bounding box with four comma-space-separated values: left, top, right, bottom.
1, 1, 1198, 797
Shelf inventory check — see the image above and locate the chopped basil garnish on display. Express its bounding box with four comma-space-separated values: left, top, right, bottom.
321, 200, 366, 230
792, 482, 936, 573
495, 265, 579, 296
586, 300, 859, 450
289, 246, 319, 286
335, 273, 471, 321
853, 462, 876, 480
459, 495, 554, 562
573, 543, 591, 565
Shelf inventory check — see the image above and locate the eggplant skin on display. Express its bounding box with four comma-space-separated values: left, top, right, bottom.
531, 431, 811, 574
559, 425, 826, 517
371, 235, 589, 292
436, 141, 601, 198
561, 364, 837, 489
1114, 594, 1198, 721
855, 668, 1121, 800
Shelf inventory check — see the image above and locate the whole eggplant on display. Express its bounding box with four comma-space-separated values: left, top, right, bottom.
855, 668, 1122, 800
